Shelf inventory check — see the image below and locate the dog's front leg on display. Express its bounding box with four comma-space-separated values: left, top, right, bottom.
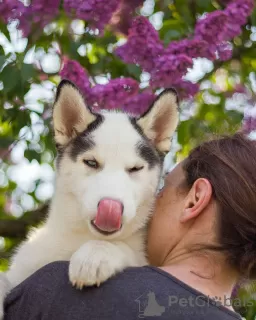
69, 240, 139, 288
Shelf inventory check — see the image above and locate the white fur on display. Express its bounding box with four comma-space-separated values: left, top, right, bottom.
0, 84, 179, 318
6, 113, 154, 284
0, 113, 157, 318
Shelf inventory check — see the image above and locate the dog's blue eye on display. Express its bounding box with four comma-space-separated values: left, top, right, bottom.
83, 159, 99, 169
127, 166, 144, 173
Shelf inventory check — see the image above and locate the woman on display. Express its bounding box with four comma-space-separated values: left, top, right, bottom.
4, 133, 255, 320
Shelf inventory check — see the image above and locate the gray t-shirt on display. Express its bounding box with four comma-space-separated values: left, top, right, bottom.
4, 261, 241, 319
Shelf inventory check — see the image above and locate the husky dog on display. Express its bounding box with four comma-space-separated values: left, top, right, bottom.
0, 80, 179, 318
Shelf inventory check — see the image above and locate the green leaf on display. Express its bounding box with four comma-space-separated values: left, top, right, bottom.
0, 137, 14, 149
196, 0, 215, 12
0, 45, 5, 56
24, 149, 41, 162
21, 63, 36, 82
1, 66, 20, 93
251, 7, 256, 26
177, 120, 191, 145
160, 19, 185, 43
0, 22, 11, 41
0, 56, 6, 70
126, 64, 141, 79
175, 0, 195, 27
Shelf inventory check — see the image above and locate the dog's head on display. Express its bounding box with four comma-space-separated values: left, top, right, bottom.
52, 80, 179, 238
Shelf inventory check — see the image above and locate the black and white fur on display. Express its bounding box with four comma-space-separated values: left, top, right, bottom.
0, 80, 179, 318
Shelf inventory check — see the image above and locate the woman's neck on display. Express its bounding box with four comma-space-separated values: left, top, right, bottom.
160, 250, 238, 310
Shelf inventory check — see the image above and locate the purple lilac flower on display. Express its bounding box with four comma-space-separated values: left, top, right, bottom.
195, 11, 229, 45
111, 0, 144, 35
122, 92, 155, 116
194, 0, 253, 43
0, 0, 25, 23
15, 0, 61, 36
89, 78, 139, 110
191, 1, 252, 62
115, 16, 164, 71
0, 0, 60, 37
166, 39, 216, 61
173, 80, 199, 100
242, 116, 256, 134
60, 59, 91, 94
234, 84, 247, 94
217, 43, 233, 61
224, 0, 254, 40
150, 54, 193, 89
60, 60, 139, 110
64, 0, 119, 31
225, 0, 254, 27
224, 24, 242, 40
224, 84, 247, 98
231, 279, 247, 297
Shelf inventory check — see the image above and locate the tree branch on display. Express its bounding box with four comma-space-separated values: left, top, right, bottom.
0, 204, 49, 238
189, 0, 197, 25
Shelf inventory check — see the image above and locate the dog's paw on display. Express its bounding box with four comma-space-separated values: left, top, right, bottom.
69, 240, 128, 289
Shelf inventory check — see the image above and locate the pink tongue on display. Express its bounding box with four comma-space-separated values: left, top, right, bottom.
94, 199, 123, 232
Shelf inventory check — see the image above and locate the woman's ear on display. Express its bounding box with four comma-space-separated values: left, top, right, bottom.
180, 178, 212, 223
53, 79, 96, 147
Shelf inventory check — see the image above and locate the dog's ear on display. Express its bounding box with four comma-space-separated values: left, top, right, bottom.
53, 80, 96, 146
137, 89, 179, 153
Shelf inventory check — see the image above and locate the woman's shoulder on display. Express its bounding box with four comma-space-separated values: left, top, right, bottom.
4, 261, 241, 320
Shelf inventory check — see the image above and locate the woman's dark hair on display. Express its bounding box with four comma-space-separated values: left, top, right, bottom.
183, 132, 256, 279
